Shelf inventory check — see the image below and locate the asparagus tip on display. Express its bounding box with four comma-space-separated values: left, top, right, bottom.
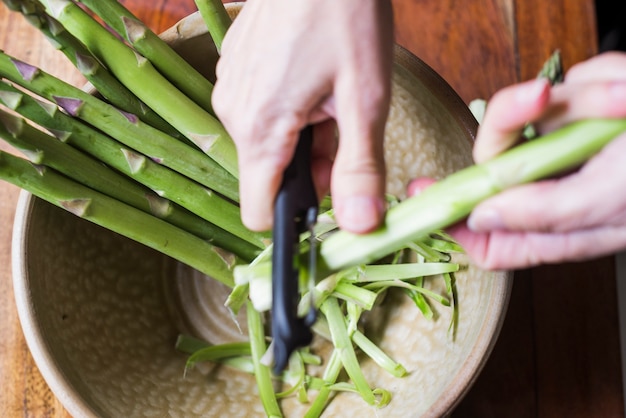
43, 0, 72, 19
189, 132, 219, 153
45, 13, 65, 37
212, 246, 237, 269
53, 96, 84, 116
118, 109, 139, 124
34, 97, 58, 117
75, 52, 98, 76
0, 90, 23, 110
121, 148, 146, 174
60, 198, 91, 217
0, 110, 24, 136
10, 58, 39, 81
145, 192, 172, 218
121, 16, 147, 44
48, 128, 71, 143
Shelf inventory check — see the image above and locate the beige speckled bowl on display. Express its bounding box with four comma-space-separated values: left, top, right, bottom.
12, 4, 512, 417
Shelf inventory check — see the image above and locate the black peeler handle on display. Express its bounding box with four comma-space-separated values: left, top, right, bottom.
271, 125, 318, 374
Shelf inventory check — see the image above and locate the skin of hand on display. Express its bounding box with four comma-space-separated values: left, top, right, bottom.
409, 52, 626, 270
212, 0, 394, 234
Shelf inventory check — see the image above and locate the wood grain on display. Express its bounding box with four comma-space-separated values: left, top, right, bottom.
1, 1, 623, 417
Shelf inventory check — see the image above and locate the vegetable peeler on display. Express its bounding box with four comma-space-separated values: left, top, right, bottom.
271, 125, 318, 375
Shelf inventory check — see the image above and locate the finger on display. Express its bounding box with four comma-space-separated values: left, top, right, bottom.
468, 133, 626, 234
538, 80, 626, 132
405, 177, 626, 270
473, 78, 551, 163
329, 70, 392, 233
406, 177, 436, 196
565, 52, 626, 84
236, 115, 302, 231
451, 226, 626, 270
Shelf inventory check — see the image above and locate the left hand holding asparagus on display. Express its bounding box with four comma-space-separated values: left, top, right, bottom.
410, 52, 626, 270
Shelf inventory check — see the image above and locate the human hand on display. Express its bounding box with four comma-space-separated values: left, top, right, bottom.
410, 52, 626, 270
212, 0, 394, 233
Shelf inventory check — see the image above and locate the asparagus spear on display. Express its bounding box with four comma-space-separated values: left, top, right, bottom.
74, 0, 216, 115
0, 50, 240, 202
1, 0, 179, 136
38, 0, 239, 179
193, 0, 232, 52
0, 150, 236, 286
321, 118, 626, 270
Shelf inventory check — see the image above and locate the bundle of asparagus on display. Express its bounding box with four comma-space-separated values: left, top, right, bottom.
1, 0, 625, 416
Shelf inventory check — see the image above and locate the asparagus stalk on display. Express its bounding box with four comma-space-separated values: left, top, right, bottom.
193, 0, 232, 52
321, 118, 626, 270
38, 0, 239, 178
74, 0, 216, 115
0, 50, 240, 202
1, 0, 179, 136
247, 301, 282, 418
0, 150, 236, 286
0, 101, 260, 260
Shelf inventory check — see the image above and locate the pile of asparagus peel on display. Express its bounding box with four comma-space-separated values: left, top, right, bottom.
1, 0, 625, 416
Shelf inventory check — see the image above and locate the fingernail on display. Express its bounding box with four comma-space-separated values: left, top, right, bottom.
516, 79, 549, 103
467, 208, 504, 232
335, 196, 385, 233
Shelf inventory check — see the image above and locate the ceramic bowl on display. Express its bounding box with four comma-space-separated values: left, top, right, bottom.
12, 4, 512, 417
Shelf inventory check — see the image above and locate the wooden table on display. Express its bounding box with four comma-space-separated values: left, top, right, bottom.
0, 1, 623, 416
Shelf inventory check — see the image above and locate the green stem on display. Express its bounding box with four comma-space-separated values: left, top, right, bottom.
0, 151, 236, 286
40, 0, 238, 178
193, 0, 232, 52
351, 330, 407, 378
303, 349, 343, 418
246, 301, 282, 418
0, 50, 239, 202
321, 118, 626, 270
339, 263, 460, 283
75, 0, 216, 114
185, 342, 251, 370
320, 297, 375, 405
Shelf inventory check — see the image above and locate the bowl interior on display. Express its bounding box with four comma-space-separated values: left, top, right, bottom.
12, 6, 512, 418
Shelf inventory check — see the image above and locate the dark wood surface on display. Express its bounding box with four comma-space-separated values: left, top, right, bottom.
0, 0, 623, 416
